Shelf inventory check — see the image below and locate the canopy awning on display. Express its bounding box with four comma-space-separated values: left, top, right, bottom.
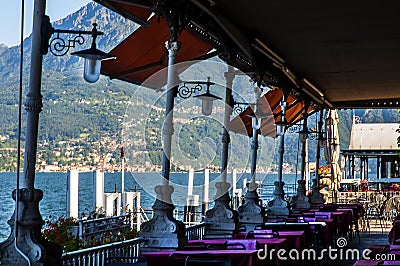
369, 178, 400, 184
95, 0, 400, 109
229, 88, 317, 138
340, 179, 361, 185
101, 16, 216, 89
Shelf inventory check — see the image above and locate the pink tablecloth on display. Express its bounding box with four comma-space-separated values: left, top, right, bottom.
142, 249, 264, 266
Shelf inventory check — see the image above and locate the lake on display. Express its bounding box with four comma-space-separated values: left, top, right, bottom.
0, 171, 301, 241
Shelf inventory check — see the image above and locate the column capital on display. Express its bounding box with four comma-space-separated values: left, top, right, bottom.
165, 41, 181, 54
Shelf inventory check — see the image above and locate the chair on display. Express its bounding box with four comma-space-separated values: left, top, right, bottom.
206, 242, 246, 250
105, 256, 147, 266
181, 243, 208, 250
364, 204, 385, 233
225, 242, 246, 250
388, 220, 400, 244
226, 239, 257, 250
303, 217, 316, 223
246, 230, 279, 239
185, 254, 231, 266
169, 253, 189, 266
315, 211, 332, 219
203, 233, 233, 239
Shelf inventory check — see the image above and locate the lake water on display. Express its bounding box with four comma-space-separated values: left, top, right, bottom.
0, 171, 301, 241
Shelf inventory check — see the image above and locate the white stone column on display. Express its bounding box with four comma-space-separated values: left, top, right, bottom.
67, 170, 79, 218
203, 66, 239, 238
93, 169, 104, 212
139, 41, 186, 250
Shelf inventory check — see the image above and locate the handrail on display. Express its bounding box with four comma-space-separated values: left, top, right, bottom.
61, 224, 206, 265
62, 237, 145, 266
186, 223, 205, 240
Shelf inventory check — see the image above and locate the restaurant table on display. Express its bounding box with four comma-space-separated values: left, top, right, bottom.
142, 249, 265, 266
315, 218, 336, 245
383, 261, 400, 265
353, 260, 384, 265
389, 244, 400, 256
368, 244, 389, 258
188, 238, 288, 251
234, 230, 305, 250
276, 231, 307, 250
332, 211, 348, 235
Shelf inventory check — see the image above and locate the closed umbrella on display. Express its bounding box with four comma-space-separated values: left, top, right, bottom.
324, 109, 341, 202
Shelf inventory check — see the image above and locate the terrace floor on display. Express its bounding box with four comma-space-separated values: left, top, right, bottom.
319, 226, 392, 266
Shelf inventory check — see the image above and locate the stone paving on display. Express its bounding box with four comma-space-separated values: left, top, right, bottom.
304, 226, 392, 266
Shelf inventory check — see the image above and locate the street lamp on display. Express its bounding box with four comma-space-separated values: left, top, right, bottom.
275, 100, 287, 136
177, 77, 221, 115
0, 7, 113, 264
42, 16, 114, 83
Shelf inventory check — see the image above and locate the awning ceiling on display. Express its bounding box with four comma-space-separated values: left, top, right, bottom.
95, 0, 400, 109
229, 89, 317, 137
209, 0, 400, 109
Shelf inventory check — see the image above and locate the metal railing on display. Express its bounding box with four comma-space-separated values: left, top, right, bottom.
62, 237, 145, 266
61, 223, 206, 265
186, 223, 205, 240
78, 214, 132, 247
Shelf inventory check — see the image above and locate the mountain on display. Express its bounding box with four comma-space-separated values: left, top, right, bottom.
0, 3, 398, 173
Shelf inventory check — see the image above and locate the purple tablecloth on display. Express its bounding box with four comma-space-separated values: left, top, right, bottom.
353, 260, 383, 265
277, 230, 307, 250
142, 249, 264, 266
234, 230, 305, 250
188, 238, 288, 251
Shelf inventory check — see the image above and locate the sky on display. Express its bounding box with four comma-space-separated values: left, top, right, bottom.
0, 0, 91, 47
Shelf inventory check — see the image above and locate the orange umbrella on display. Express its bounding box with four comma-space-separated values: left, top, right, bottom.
229, 88, 317, 137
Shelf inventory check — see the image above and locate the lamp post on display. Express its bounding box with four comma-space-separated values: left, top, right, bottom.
177, 77, 221, 116
267, 96, 289, 216
0, 1, 111, 263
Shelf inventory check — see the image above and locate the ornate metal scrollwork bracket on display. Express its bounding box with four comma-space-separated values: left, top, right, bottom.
41, 15, 104, 56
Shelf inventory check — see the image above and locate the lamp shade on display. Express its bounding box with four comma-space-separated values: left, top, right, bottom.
275, 121, 286, 136
71, 47, 115, 83
194, 91, 221, 116
299, 130, 308, 143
